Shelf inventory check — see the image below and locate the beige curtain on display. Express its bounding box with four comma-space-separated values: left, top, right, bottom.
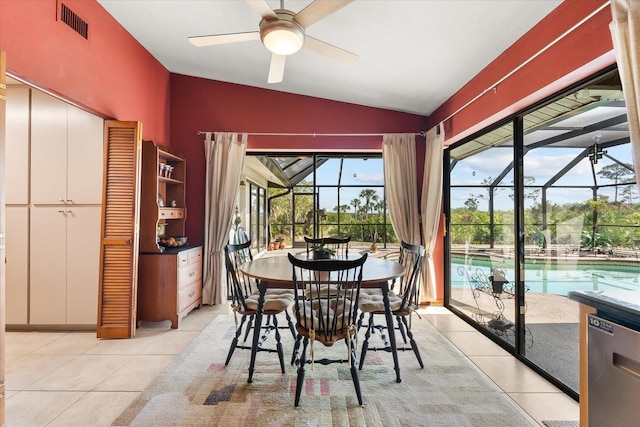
202, 132, 247, 305
382, 133, 422, 245
420, 124, 444, 303
610, 0, 640, 195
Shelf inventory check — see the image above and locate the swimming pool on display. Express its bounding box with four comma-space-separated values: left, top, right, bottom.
451, 254, 640, 296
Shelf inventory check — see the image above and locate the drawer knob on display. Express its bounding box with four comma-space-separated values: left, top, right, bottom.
188, 290, 195, 298
189, 272, 195, 277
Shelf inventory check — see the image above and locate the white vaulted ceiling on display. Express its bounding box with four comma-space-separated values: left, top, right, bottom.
97, 0, 562, 116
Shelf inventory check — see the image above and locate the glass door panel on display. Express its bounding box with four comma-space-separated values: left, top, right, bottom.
521, 70, 636, 394
449, 122, 516, 347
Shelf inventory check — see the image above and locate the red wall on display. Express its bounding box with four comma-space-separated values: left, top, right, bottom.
430, 0, 615, 146
0, 0, 171, 144
169, 74, 428, 247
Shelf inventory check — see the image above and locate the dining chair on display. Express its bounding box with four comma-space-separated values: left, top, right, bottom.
224, 241, 295, 373
304, 236, 351, 257
288, 252, 368, 407
357, 241, 425, 382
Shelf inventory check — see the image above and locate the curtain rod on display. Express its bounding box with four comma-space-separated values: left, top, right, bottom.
196, 131, 427, 137
440, 0, 611, 124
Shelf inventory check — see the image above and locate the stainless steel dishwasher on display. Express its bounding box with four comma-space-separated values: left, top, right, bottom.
588, 314, 640, 426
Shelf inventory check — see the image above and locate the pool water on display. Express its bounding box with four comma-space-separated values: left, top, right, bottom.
451, 255, 640, 296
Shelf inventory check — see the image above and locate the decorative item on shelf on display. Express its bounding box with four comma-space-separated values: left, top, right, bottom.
159, 236, 188, 248
170, 200, 177, 207
166, 165, 174, 179
158, 193, 164, 207
312, 243, 335, 260
158, 163, 166, 177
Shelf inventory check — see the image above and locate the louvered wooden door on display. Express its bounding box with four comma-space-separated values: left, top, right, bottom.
97, 120, 142, 338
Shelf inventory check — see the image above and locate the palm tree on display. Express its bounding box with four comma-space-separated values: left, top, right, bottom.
359, 189, 377, 219
350, 198, 361, 221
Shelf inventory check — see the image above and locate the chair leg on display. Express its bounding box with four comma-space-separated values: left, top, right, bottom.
291, 333, 302, 366
348, 335, 363, 405
243, 314, 255, 343
396, 315, 409, 344
284, 310, 296, 339
359, 313, 374, 370
273, 316, 286, 374
294, 337, 309, 407
357, 311, 365, 331
401, 316, 424, 368
225, 315, 247, 365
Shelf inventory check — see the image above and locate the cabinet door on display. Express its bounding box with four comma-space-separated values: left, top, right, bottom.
31, 91, 68, 205
67, 105, 104, 204
66, 206, 101, 325
5, 86, 30, 205
30, 207, 67, 324
6, 207, 29, 324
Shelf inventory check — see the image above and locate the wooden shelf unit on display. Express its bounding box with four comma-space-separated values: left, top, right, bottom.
139, 140, 186, 253
137, 140, 202, 328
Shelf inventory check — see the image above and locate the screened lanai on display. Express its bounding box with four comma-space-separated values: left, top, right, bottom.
242, 154, 396, 251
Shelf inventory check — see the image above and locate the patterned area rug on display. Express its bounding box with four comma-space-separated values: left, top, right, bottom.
113, 314, 538, 426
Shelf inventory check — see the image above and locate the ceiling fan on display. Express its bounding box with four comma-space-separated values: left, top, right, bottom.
188, 0, 358, 84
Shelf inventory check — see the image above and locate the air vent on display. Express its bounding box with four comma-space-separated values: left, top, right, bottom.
60, 3, 88, 39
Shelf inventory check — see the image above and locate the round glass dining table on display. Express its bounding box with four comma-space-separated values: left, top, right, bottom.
239, 254, 406, 383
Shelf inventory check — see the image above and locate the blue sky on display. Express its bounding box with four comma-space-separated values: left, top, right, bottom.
313, 158, 384, 211
450, 144, 635, 210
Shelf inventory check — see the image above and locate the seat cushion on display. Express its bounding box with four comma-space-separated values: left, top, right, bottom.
244, 292, 294, 312
358, 291, 404, 313
304, 284, 343, 299
296, 297, 352, 331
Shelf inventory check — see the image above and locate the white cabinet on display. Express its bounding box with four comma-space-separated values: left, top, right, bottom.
5, 86, 29, 205
5, 85, 104, 328
5, 207, 29, 324
31, 90, 103, 205
30, 206, 101, 325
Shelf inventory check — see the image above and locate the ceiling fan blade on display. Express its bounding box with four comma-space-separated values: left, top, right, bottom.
188, 32, 260, 47
246, 0, 277, 20
295, 0, 353, 28
303, 36, 358, 66
267, 54, 286, 84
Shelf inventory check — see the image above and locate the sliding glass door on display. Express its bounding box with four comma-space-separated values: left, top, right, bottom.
445, 67, 638, 398
448, 122, 516, 348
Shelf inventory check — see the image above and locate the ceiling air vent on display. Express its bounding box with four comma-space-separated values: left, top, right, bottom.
60, 3, 88, 39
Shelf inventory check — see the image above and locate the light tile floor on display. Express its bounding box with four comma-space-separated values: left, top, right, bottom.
4, 304, 579, 426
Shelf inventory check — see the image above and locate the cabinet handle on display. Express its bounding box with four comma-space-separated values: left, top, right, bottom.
66, 199, 73, 203
58, 209, 66, 214
59, 198, 66, 204
189, 272, 195, 277
188, 290, 195, 298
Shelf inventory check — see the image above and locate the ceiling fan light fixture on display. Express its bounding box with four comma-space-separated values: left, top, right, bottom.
260, 11, 305, 56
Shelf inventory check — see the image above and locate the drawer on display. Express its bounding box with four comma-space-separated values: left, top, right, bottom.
178, 251, 189, 268
188, 247, 202, 265
159, 208, 185, 219
178, 246, 202, 268
178, 280, 201, 313
178, 262, 202, 286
